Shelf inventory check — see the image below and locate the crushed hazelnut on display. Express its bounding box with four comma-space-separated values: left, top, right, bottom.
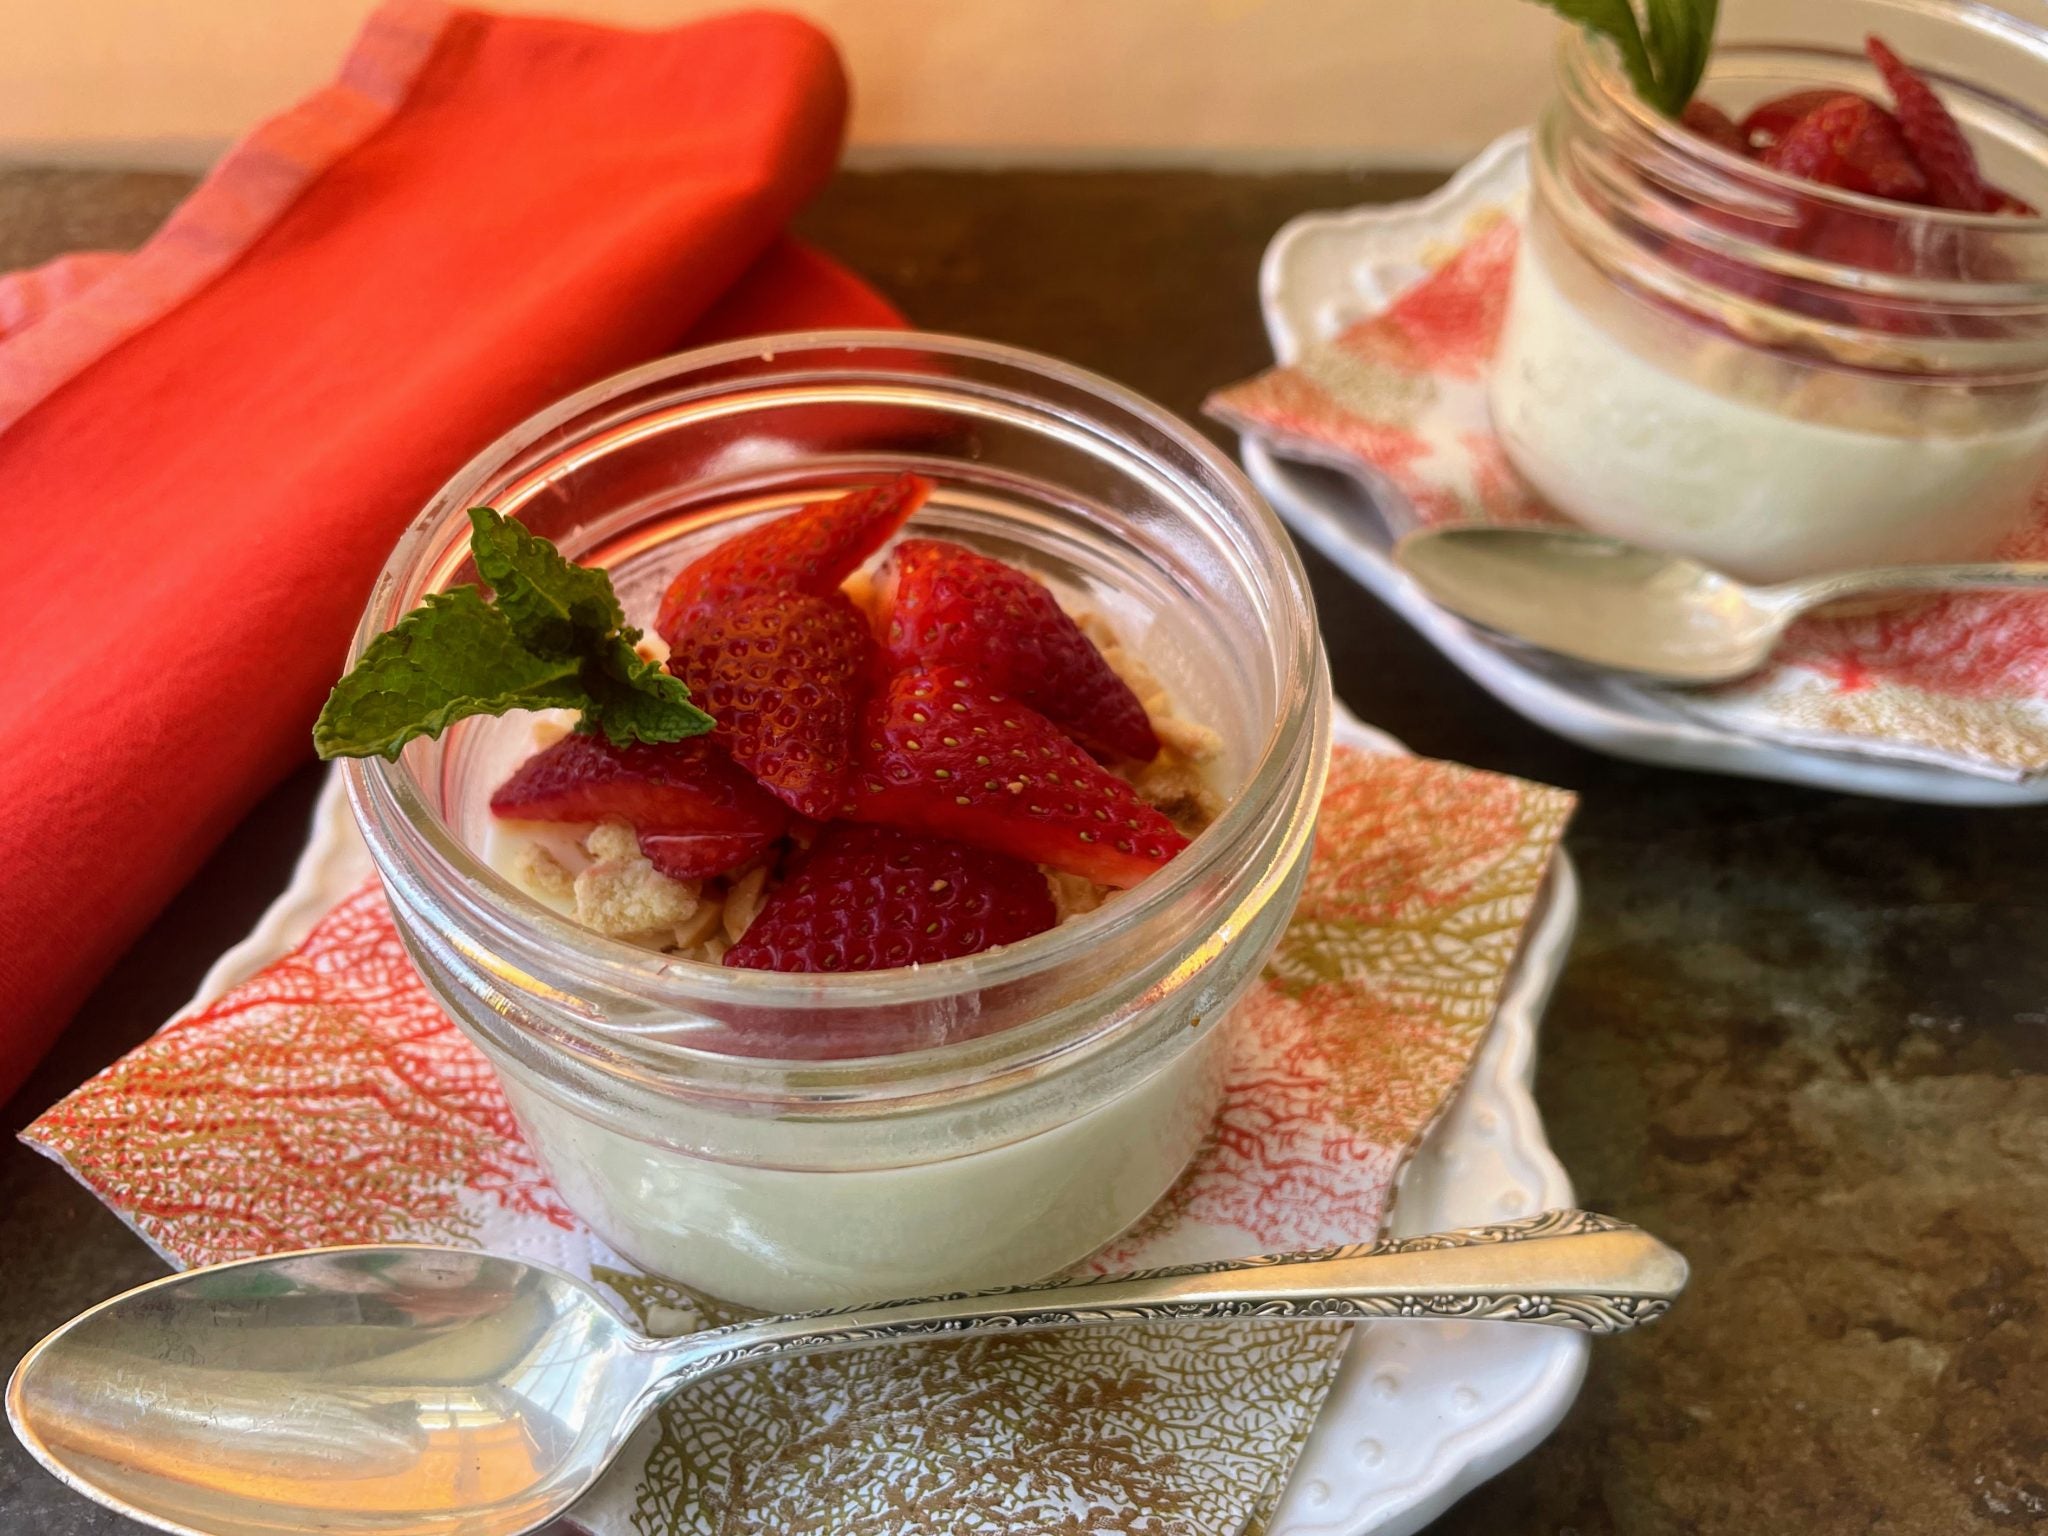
841, 567, 878, 616
512, 843, 575, 905
683, 935, 731, 966
1045, 868, 1108, 924
1073, 608, 1120, 649
1152, 713, 1222, 763
1100, 643, 1166, 706
1128, 750, 1225, 839
572, 822, 704, 938
722, 866, 770, 945
583, 819, 644, 865
672, 900, 725, 951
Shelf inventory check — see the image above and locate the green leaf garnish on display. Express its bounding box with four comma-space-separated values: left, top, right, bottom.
577, 631, 714, 745
466, 505, 622, 654
1527, 0, 1718, 116
314, 510, 714, 761
312, 588, 586, 760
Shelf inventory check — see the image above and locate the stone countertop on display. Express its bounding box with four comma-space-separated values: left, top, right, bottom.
1, 164, 2042, 1536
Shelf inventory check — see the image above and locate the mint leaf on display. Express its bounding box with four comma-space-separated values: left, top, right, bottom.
313, 587, 586, 760
1643, 0, 1716, 114
580, 632, 716, 744
316, 512, 717, 759
467, 507, 622, 656
1525, 0, 1716, 115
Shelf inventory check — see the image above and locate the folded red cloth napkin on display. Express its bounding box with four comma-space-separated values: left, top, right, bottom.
0, 1, 902, 1104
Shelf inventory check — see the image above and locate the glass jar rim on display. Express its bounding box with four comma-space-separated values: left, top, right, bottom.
1561, 21, 2048, 236
343, 329, 1328, 1098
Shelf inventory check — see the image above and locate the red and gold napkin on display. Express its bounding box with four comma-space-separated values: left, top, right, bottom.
0, 1, 901, 1104
1210, 205, 2048, 780
26, 740, 1573, 1533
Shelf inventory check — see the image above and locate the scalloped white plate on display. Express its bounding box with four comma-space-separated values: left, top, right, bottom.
169, 703, 1580, 1536
1268, 708, 1582, 1535
1248, 131, 2048, 807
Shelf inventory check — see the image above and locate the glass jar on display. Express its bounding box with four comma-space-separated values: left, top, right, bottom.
1492, 0, 2048, 585
343, 332, 1331, 1311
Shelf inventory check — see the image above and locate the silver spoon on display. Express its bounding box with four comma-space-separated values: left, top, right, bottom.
1395, 526, 2048, 685
9, 1209, 1682, 1536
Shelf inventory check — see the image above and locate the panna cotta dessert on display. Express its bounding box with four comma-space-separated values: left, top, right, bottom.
327, 333, 1331, 1310
1498, 23, 2048, 585
1492, 232, 2048, 585
465, 482, 1233, 1304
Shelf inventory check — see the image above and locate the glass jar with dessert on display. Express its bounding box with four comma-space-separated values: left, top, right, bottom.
321, 332, 1331, 1310
1498, 0, 2048, 584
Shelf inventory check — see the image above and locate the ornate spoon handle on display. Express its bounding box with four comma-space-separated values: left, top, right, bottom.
1775, 560, 2048, 613
664, 1211, 1685, 1388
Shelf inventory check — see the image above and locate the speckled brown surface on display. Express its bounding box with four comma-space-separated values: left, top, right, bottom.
1, 163, 2043, 1535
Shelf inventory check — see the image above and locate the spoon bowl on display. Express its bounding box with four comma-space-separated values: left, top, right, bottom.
8, 1211, 1685, 1536
8, 1247, 661, 1536
1395, 526, 2048, 685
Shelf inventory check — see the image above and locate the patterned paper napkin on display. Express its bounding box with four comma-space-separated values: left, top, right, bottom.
1210, 213, 2048, 781
25, 744, 1570, 1536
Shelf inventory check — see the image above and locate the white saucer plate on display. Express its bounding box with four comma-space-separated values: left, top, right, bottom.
179, 703, 1584, 1536
1268, 707, 1583, 1535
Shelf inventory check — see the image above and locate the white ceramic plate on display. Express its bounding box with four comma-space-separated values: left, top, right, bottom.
1268, 708, 1583, 1535
173, 703, 1581, 1536
1249, 132, 2048, 807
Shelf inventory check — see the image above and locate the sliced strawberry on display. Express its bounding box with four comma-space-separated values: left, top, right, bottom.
1680, 99, 1748, 157
489, 733, 788, 880
669, 589, 877, 820
1740, 90, 1864, 156
1988, 187, 2039, 217
1796, 211, 1929, 333
636, 828, 785, 881
654, 473, 931, 644
874, 538, 1159, 762
1866, 36, 1995, 213
849, 665, 1188, 888
1765, 95, 1930, 204
1660, 209, 1789, 308
724, 823, 1055, 972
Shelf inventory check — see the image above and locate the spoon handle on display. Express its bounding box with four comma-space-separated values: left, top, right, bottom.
669, 1210, 1684, 1385
1777, 560, 2048, 613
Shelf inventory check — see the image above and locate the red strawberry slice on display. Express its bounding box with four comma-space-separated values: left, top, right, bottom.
654, 473, 931, 644
670, 589, 878, 820
848, 665, 1188, 888
489, 733, 788, 880
1765, 95, 1930, 204
1739, 90, 1864, 156
1680, 99, 1748, 157
1800, 220, 1930, 333
874, 538, 1160, 762
724, 823, 1055, 972
1866, 36, 1995, 213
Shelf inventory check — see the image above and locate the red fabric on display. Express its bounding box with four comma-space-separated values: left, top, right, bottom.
0, 7, 903, 1103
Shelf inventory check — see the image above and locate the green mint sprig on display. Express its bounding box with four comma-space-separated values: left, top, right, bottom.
1527, 0, 1719, 117
314, 509, 713, 761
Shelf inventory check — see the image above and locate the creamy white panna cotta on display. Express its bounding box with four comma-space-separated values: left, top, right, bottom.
480, 1025, 1229, 1311
1490, 234, 2048, 586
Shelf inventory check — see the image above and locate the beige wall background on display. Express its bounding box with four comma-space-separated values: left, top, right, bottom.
0, 0, 1564, 169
